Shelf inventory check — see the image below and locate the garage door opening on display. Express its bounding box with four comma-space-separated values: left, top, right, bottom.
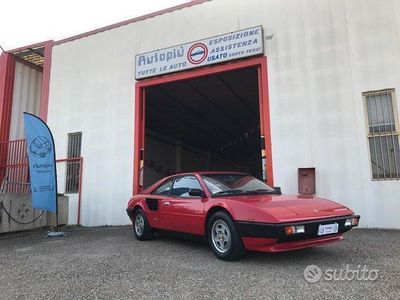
134, 57, 273, 192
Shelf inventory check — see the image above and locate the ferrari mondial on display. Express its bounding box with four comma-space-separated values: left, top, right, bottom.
126, 172, 360, 260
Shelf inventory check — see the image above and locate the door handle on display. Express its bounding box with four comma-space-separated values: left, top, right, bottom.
163, 201, 170, 205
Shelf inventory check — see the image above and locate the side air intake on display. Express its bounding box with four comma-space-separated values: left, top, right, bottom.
146, 199, 158, 211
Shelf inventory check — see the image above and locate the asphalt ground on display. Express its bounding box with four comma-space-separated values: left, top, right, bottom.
0, 226, 399, 299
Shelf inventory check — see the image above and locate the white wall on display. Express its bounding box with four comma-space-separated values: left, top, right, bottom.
48, 0, 400, 228
9, 62, 42, 140
56, 162, 79, 225
264, 0, 400, 229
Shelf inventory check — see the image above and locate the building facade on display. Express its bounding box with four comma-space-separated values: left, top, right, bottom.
1, 0, 399, 228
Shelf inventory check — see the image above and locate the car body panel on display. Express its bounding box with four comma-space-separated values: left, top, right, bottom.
127, 171, 360, 253
213, 194, 353, 223
161, 196, 205, 235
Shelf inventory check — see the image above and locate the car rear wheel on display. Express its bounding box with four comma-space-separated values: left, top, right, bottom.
207, 211, 245, 260
133, 209, 153, 241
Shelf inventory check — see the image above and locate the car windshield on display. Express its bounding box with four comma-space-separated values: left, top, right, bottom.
201, 174, 278, 196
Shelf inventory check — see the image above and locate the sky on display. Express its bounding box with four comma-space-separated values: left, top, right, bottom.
0, 0, 186, 51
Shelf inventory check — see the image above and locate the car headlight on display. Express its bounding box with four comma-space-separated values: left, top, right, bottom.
345, 217, 359, 227
285, 225, 305, 235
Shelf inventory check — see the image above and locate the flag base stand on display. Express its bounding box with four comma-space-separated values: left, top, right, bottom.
46, 231, 66, 237
46, 197, 64, 237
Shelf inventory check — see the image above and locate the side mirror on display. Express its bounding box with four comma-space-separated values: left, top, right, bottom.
188, 188, 205, 197
273, 186, 282, 195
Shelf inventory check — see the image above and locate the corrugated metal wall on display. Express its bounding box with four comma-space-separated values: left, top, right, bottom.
9, 62, 42, 140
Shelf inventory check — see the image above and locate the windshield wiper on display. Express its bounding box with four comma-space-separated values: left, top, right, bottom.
243, 189, 281, 195
213, 189, 245, 195
213, 189, 280, 196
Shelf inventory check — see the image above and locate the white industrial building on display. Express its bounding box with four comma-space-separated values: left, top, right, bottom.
0, 0, 399, 228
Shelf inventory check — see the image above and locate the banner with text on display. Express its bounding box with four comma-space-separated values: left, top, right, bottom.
135, 26, 263, 79
23, 113, 57, 212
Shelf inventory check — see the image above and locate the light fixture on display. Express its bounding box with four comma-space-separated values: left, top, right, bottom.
285, 225, 305, 235
345, 217, 359, 227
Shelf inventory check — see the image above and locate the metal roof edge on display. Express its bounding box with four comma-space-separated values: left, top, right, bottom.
6, 40, 53, 54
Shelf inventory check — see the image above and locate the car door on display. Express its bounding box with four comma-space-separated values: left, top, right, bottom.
163, 175, 206, 235
144, 177, 176, 231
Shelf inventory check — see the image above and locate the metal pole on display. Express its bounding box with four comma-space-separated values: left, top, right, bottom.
53, 128, 59, 233
56, 194, 59, 232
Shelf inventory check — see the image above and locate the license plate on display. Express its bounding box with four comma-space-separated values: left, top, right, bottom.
317, 223, 339, 235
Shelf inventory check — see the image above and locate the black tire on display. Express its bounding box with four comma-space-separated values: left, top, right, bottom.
207, 211, 246, 261
133, 209, 153, 241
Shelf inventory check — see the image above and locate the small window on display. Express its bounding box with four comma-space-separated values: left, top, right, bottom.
65, 132, 82, 193
364, 90, 400, 180
171, 175, 203, 197
151, 178, 173, 195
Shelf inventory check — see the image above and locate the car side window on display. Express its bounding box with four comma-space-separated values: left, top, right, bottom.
171, 176, 203, 197
151, 178, 174, 195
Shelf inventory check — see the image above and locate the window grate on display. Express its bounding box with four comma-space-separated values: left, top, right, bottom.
65, 132, 82, 193
364, 90, 400, 180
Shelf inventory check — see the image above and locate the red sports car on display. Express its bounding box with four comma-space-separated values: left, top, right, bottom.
126, 172, 360, 260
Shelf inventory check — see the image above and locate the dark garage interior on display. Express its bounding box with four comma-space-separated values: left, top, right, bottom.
143, 67, 262, 187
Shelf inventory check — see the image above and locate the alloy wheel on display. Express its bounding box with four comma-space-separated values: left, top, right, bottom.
211, 219, 232, 253
134, 213, 145, 236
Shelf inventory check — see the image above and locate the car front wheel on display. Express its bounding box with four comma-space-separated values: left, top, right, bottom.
133, 209, 153, 241
207, 211, 245, 260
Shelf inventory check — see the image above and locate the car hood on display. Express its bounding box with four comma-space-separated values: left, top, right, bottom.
224, 194, 353, 222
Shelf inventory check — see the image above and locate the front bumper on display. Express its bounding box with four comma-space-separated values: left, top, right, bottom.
241, 234, 344, 252
236, 215, 360, 252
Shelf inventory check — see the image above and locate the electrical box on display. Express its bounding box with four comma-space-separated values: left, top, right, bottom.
298, 167, 316, 195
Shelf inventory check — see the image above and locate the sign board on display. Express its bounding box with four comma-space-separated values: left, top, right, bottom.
23, 113, 57, 212
135, 25, 264, 79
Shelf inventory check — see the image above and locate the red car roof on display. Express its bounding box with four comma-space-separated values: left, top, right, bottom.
141, 171, 248, 194
176, 171, 247, 176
